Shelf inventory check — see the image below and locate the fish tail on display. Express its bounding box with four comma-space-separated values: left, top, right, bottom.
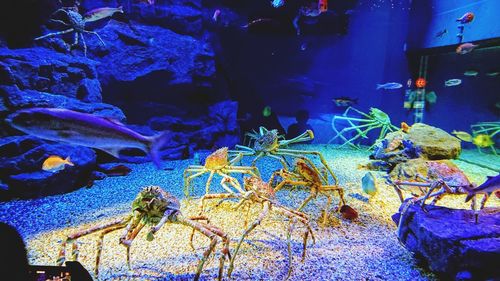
118, 6, 124, 12
376, 84, 383, 90
65, 156, 75, 166
148, 131, 173, 168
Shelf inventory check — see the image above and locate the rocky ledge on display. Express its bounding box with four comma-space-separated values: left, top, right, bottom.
393, 203, 500, 280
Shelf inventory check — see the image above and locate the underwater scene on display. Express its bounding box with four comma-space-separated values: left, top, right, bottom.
0, 0, 499, 280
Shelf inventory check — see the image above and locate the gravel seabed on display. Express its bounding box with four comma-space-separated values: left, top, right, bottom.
1, 145, 498, 281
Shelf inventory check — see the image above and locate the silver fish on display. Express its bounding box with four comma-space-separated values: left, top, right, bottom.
7, 108, 171, 167
84, 6, 124, 23
361, 172, 377, 196
444, 79, 462, 87
463, 70, 478, 77
376, 82, 403, 90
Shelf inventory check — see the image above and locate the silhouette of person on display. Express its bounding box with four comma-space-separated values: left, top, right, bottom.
286, 110, 313, 143
0, 222, 30, 281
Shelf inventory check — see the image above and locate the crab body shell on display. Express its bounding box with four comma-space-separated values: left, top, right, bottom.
204, 147, 230, 170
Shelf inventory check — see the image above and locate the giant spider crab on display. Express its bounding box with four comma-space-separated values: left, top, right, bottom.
271, 158, 348, 225
329, 107, 399, 150
229, 126, 337, 183
35, 6, 122, 56
199, 176, 315, 279
183, 147, 260, 197
56, 186, 231, 281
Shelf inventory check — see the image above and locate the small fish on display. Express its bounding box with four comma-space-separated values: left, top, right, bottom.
472, 134, 494, 148
425, 91, 437, 104
7, 108, 172, 168
456, 43, 478, 54
406, 78, 412, 88
401, 122, 410, 133
262, 106, 272, 117
42, 155, 74, 173
318, 0, 328, 13
361, 172, 377, 196
486, 71, 499, 77
84, 6, 123, 23
242, 18, 273, 28
300, 43, 307, 51
376, 82, 403, 90
463, 70, 479, 77
212, 9, 221, 22
271, 0, 285, 8
339, 205, 358, 220
333, 97, 357, 107
456, 12, 474, 24
465, 174, 500, 203
452, 130, 473, 142
444, 79, 462, 87
435, 29, 448, 38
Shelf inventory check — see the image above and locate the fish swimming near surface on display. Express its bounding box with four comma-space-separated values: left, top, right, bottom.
451, 130, 473, 142
444, 79, 462, 87
472, 134, 494, 148
7, 108, 172, 168
361, 172, 377, 196
456, 43, 478, 54
271, 0, 285, 8
42, 155, 74, 173
84, 6, 123, 23
333, 97, 357, 107
435, 29, 447, 38
465, 174, 500, 204
456, 12, 474, 24
463, 70, 479, 77
212, 9, 221, 22
376, 82, 403, 90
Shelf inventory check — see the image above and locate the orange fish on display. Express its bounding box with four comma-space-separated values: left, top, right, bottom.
401, 122, 411, 133
318, 0, 328, 13
42, 155, 74, 173
456, 12, 474, 24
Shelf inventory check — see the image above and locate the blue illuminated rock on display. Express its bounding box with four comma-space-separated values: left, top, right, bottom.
0, 135, 96, 199
393, 203, 500, 280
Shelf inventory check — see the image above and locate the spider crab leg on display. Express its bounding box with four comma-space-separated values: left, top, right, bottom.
276, 149, 337, 184
34, 28, 75, 41
56, 216, 131, 276
279, 130, 314, 146
228, 200, 270, 277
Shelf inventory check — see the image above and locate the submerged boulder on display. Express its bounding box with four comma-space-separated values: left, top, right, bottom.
407, 123, 461, 160
0, 135, 96, 199
393, 203, 500, 280
0, 85, 125, 121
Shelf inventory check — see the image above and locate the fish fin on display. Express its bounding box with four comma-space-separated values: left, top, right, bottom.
148, 131, 173, 168
101, 147, 122, 158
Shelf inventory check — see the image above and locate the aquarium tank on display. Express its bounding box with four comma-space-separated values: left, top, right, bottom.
0, 0, 499, 280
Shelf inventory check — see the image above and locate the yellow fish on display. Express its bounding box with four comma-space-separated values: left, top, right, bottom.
472, 134, 494, 148
42, 156, 74, 172
451, 130, 473, 142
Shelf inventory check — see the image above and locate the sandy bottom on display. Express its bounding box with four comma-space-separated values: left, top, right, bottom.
1, 145, 498, 280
